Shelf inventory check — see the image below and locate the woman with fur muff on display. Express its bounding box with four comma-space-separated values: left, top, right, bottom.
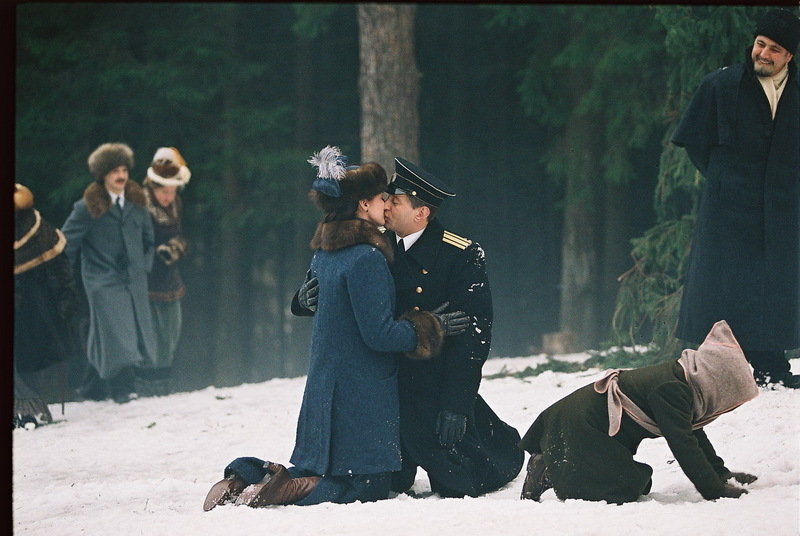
519, 320, 760, 504
14, 183, 81, 428
139, 147, 192, 397
204, 146, 468, 510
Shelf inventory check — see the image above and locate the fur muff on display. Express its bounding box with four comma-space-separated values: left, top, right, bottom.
400, 309, 445, 360
88, 142, 134, 181
310, 218, 394, 262
83, 180, 148, 219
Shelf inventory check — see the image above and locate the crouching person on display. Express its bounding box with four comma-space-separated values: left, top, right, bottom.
519, 320, 759, 504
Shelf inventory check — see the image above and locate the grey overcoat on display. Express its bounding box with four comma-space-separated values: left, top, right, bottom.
62, 181, 156, 378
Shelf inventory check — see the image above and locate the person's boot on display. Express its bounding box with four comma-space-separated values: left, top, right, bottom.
76, 365, 107, 401
521, 453, 551, 501
234, 463, 320, 507
203, 475, 247, 511
109, 367, 138, 404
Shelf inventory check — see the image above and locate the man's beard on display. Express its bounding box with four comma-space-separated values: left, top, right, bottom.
752, 55, 778, 77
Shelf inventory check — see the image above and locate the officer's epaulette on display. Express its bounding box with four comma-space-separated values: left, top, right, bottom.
442, 230, 472, 250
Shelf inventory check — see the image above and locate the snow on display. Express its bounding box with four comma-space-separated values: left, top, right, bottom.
13, 354, 800, 536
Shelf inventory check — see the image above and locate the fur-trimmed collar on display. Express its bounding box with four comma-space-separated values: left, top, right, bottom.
83, 180, 147, 219
144, 186, 182, 226
310, 219, 394, 262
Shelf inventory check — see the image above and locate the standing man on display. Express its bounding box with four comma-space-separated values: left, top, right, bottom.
63, 142, 157, 403
382, 157, 523, 498
672, 8, 800, 389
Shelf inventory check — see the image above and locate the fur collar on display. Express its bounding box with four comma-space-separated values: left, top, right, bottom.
145, 186, 182, 226
83, 180, 147, 219
310, 219, 394, 262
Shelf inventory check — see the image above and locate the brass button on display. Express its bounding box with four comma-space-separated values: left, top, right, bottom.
421, 269, 428, 275
415, 286, 423, 294
413, 306, 420, 311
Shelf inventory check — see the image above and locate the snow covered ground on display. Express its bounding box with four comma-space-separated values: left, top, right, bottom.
12, 354, 800, 536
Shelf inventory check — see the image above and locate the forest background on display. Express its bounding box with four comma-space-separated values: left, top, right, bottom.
13, 3, 796, 397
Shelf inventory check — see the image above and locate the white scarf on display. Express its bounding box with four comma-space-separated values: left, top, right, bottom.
757, 65, 790, 119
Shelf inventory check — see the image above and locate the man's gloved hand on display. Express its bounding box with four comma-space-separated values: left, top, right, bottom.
719, 482, 748, 498
431, 302, 470, 337
436, 410, 467, 449
298, 276, 319, 312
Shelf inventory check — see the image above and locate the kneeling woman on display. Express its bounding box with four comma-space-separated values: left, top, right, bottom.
520, 320, 759, 504
204, 147, 466, 510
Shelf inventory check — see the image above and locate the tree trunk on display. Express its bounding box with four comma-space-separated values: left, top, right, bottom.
558, 116, 602, 350
600, 179, 631, 342
357, 3, 419, 169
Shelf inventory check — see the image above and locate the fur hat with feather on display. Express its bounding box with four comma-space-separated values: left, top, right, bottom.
307, 145, 387, 221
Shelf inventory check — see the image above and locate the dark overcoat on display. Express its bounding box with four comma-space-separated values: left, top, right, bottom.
386, 218, 523, 497
14, 209, 80, 373
519, 361, 733, 503
62, 181, 156, 379
672, 54, 799, 351
290, 219, 428, 477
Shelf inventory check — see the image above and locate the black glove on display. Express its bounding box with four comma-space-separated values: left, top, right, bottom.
436, 410, 467, 449
430, 302, 469, 337
719, 483, 748, 498
726, 471, 757, 485
298, 276, 319, 313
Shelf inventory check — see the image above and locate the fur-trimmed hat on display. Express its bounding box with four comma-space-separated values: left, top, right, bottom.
146, 147, 191, 187
755, 8, 800, 54
88, 143, 134, 182
307, 146, 388, 220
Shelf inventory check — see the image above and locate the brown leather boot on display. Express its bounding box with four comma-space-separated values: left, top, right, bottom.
235, 463, 321, 507
520, 453, 551, 501
203, 476, 247, 511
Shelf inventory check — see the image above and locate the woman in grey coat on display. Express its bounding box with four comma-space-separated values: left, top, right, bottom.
204, 147, 467, 510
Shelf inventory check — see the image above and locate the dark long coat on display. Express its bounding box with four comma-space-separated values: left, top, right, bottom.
519, 361, 734, 504
672, 54, 799, 351
14, 208, 80, 373
386, 218, 523, 497
290, 219, 442, 478
62, 181, 156, 379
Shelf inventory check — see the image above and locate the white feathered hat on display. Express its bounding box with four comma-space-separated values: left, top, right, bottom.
147, 147, 191, 187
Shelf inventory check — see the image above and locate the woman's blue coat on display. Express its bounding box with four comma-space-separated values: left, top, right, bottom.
290, 219, 420, 477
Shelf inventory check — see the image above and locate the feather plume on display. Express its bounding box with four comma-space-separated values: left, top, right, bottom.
308, 145, 347, 180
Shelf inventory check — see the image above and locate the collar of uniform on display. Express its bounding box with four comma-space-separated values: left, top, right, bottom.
401, 218, 444, 269
397, 227, 425, 250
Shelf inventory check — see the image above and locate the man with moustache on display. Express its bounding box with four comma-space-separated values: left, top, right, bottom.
294, 157, 523, 498
63, 143, 157, 403
672, 8, 800, 389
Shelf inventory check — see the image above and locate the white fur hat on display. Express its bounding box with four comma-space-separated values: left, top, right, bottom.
147, 147, 191, 187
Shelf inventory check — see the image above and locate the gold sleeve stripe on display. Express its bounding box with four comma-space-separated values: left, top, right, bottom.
442, 230, 471, 250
